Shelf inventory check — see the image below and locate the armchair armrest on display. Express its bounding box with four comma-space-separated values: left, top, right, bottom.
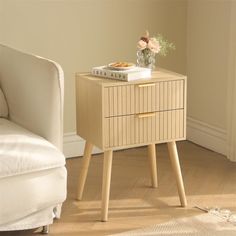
0, 44, 64, 150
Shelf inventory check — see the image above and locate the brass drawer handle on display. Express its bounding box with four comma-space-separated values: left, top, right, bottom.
137, 112, 155, 118
137, 83, 155, 88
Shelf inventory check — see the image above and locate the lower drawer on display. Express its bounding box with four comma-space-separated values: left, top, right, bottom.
104, 109, 185, 148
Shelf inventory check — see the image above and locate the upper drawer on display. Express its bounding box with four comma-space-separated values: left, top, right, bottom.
104, 79, 185, 117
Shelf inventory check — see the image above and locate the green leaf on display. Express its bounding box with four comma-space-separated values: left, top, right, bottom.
155, 34, 175, 57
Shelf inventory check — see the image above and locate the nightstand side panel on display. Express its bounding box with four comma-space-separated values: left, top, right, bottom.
76, 76, 103, 149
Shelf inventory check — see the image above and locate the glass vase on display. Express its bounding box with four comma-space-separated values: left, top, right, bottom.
137, 48, 156, 70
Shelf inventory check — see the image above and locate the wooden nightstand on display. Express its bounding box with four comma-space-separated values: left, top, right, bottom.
75, 68, 187, 221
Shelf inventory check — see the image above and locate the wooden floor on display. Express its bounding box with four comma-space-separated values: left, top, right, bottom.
1, 141, 236, 236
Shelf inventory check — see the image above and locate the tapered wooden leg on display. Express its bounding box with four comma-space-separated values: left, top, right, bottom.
77, 141, 93, 200
167, 141, 187, 207
147, 144, 158, 188
101, 150, 113, 222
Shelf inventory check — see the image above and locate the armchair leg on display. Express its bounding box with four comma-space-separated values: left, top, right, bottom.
41, 225, 49, 234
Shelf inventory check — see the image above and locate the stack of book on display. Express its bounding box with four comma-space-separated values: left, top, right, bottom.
91, 66, 151, 82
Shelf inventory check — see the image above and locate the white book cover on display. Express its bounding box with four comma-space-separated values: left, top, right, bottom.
91, 66, 151, 81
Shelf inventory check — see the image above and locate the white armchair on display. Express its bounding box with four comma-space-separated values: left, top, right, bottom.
0, 44, 67, 233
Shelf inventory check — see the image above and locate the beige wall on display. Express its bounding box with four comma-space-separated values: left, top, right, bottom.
187, 0, 231, 130
0, 0, 187, 133
0, 0, 3, 42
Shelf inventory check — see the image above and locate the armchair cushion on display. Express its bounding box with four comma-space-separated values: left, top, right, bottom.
0, 88, 8, 118
0, 118, 65, 179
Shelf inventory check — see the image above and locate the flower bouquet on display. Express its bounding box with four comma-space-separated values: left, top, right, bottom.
137, 31, 175, 69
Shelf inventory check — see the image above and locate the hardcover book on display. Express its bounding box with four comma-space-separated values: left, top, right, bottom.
91, 66, 151, 81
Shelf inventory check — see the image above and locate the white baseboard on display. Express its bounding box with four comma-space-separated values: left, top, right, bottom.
63, 118, 227, 158
63, 132, 102, 158
187, 117, 227, 156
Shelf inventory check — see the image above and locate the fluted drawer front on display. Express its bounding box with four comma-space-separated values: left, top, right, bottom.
135, 80, 184, 113
104, 84, 135, 117
104, 80, 184, 117
104, 109, 184, 148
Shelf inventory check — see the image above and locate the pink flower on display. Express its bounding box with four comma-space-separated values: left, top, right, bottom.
148, 38, 161, 53
137, 31, 161, 54
144, 30, 149, 38
137, 40, 147, 50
